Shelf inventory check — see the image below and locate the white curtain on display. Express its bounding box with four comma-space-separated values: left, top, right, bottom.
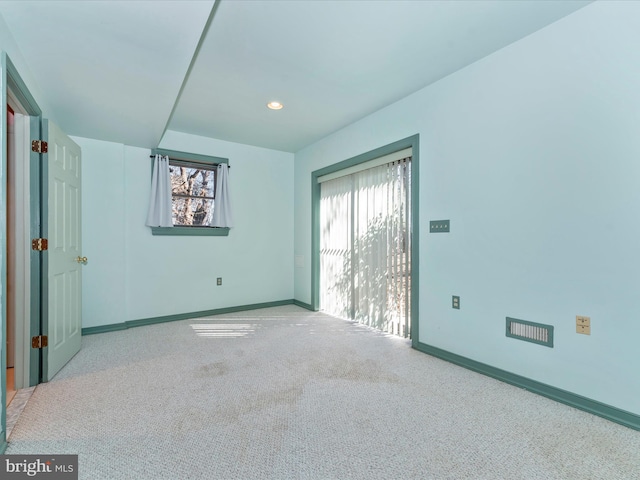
146, 154, 173, 227
320, 157, 412, 337
212, 164, 233, 228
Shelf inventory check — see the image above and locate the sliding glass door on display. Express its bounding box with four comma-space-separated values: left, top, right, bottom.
320, 155, 411, 337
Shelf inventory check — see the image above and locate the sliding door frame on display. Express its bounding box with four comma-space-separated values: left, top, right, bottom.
311, 134, 419, 347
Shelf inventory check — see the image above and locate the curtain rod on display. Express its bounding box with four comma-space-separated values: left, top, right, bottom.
149, 154, 230, 168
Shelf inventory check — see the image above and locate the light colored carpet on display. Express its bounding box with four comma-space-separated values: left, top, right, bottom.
6, 305, 640, 479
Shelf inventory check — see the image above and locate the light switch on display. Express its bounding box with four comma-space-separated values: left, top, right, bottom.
576, 315, 591, 335
430, 220, 450, 233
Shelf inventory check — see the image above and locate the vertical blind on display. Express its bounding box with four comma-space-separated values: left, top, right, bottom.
320, 153, 412, 337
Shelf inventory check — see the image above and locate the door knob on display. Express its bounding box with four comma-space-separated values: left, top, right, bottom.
76, 256, 88, 265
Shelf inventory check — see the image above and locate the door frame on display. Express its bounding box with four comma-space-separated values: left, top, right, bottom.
1, 51, 46, 448
311, 134, 420, 347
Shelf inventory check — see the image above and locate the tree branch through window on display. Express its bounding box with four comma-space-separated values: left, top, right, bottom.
170, 162, 216, 227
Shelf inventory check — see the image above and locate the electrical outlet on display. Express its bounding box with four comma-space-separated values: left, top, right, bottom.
576, 324, 591, 335
576, 315, 590, 325
452, 296, 460, 309
217, 277, 222, 286
576, 315, 590, 335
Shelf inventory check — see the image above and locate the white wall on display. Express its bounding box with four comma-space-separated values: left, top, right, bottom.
78, 131, 294, 327
0, 12, 55, 121
294, 1, 640, 415
74, 137, 127, 328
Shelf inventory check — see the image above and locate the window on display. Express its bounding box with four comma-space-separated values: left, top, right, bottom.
170, 160, 216, 227
150, 148, 229, 236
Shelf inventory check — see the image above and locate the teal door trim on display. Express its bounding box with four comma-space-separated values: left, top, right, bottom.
1, 52, 45, 450
310, 134, 420, 345
1, 49, 8, 453
5, 55, 44, 387
29, 117, 42, 386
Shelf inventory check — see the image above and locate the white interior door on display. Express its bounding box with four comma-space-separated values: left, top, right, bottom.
45, 119, 82, 380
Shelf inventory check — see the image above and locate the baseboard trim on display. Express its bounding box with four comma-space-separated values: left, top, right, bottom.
292, 299, 314, 311
415, 341, 640, 431
82, 323, 128, 335
82, 299, 300, 336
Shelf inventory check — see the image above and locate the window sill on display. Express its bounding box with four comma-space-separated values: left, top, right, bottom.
151, 226, 230, 237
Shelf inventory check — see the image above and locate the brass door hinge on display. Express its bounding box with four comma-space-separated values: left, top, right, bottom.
32, 335, 48, 349
32, 238, 48, 251
31, 140, 48, 153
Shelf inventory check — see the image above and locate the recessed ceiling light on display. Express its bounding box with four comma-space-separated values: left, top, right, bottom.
267, 101, 284, 110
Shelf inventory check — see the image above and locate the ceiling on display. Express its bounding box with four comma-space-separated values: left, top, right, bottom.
0, 0, 592, 153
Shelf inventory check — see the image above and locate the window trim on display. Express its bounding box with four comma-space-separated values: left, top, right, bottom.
150, 225, 230, 236
150, 148, 230, 237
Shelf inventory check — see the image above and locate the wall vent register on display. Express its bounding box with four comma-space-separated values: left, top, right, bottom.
506, 317, 554, 348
